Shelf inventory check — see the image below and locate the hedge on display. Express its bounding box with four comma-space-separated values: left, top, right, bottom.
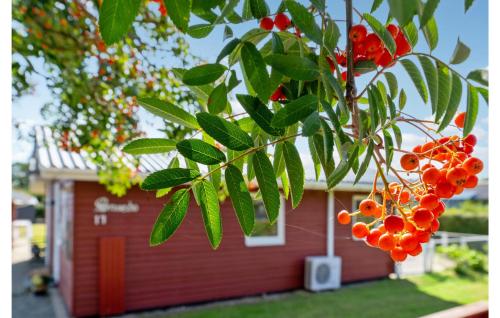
438, 214, 488, 235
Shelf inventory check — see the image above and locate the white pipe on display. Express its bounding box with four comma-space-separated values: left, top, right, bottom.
327, 192, 334, 257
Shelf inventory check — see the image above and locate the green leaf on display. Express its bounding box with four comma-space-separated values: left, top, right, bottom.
463, 84, 479, 137
187, 23, 214, 38
285, 0, 323, 44
354, 60, 378, 74
418, 56, 438, 114
371, 0, 383, 13
323, 19, 341, 55
368, 88, 379, 133
363, 13, 397, 56
271, 95, 318, 128
98, 0, 141, 45
308, 136, 322, 181
141, 168, 200, 190
449, 38, 471, 64
249, 0, 269, 19
384, 72, 398, 99
321, 101, 351, 145
467, 69, 488, 86
236, 94, 285, 136
176, 139, 226, 165
183, 64, 226, 86
164, 0, 191, 32
312, 133, 335, 178
327, 145, 358, 189
422, 17, 439, 51
196, 180, 223, 249
223, 25, 234, 41
302, 112, 321, 136
149, 189, 190, 246
403, 21, 419, 47
123, 138, 176, 155
216, 38, 240, 63
320, 119, 334, 162
196, 112, 254, 151
155, 158, 181, 198
477, 87, 488, 103
382, 129, 394, 171
465, 0, 475, 13
419, 0, 440, 28
374, 83, 388, 123
137, 98, 199, 129
240, 42, 271, 101
214, 0, 239, 24
252, 150, 281, 224
225, 164, 255, 235
387, 96, 397, 120
392, 124, 403, 149
435, 63, 452, 122
354, 141, 374, 184
273, 143, 286, 176
271, 33, 285, 54
207, 83, 228, 114
399, 89, 407, 110
265, 54, 319, 81
311, 0, 326, 12
388, 0, 417, 26
400, 59, 428, 103
172, 69, 213, 104
282, 141, 304, 209
437, 73, 462, 132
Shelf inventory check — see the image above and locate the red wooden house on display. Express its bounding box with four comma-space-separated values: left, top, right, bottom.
29, 126, 393, 317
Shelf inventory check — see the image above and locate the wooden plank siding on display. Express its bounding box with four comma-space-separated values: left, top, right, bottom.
67, 181, 392, 317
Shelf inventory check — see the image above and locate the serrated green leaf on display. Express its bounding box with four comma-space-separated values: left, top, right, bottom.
320, 101, 351, 145
477, 87, 488, 103
354, 141, 374, 184
271, 33, 285, 54
98, 0, 141, 45
463, 84, 479, 137
176, 139, 226, 165
419, 0, 440, 28
164, 0, 191, 32
403, 21, 419, 47
312, 133, 335, 178
249, 0, 269, 19
465, 0, 475, 12
123, 138, 176, 155
436, 63, 452, 122
392, 124, 403, 149
252, 150, 280, 224
368, 87, 379, 133
371, 0, 383, 13
282, 141, 304, 209
207, 83, 228, 114
354, 60, 378, 74
225, 164, 255, 235
149, 189, 190, 246
323, 19, 341, 55
273, 143, 286, 176
183, 63, 226, 86
265, 54, 319, 81
400, 59, 428, 103
172, 69, 213, 105
418, 55, 438, 114
223, 25, 234, 40
216, 38, 240, 63
214, 0, 239, 25
467, 69, 488, 86
271, 95, 318, 128
311, 0, 325, 12
399, 89, 407, 110
387, 97, 397, 120
141, 168, 200, 190
196, 179, 222, 249
285, 0, 322, 44
196, 112, 254, 151
240, 41, 271, 101
308, 136, 322, 181
372, 85, 387, 124
188, 23, 215, 38
327, 145, 358, 189
422, 17, 439, 51
236, 94, 285, 136
363, 13, 397, 56
384, 72, 398, 99
137, 98, 199, 129
302, 112, 321, 136
321, 71, 348, 122
450, 38, 471, 64
382, 129, 394, 171
388, 0, 418, 26
320, 119, 334, 162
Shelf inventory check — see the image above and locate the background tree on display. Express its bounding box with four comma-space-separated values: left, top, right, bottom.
12, 0, 199, 195
96, 0, 487, 261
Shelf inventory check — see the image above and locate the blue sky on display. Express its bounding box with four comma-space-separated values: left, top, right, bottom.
12, 0, 488, 179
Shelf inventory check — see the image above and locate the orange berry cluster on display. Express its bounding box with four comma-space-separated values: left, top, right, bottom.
337, 112, 483, 262
328, 23, 412, 81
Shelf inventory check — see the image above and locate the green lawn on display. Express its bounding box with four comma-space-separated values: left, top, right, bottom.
149, 271, 487, 318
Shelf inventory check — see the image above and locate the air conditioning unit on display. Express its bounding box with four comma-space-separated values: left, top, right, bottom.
304, 256, 341, 291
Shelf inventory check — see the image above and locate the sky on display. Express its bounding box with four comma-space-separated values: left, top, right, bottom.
12, 0, 489, 180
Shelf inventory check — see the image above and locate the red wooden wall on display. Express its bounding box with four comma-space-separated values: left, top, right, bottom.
99, 237, 125, 316
64, 181, 391, 317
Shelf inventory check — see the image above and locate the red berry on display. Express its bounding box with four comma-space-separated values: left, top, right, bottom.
378, 233, 396, 251
395, 32, 411, 56
463, 134, 477, 147
462, 157, 484, 175
386, 24, 399, 39
337, 210, 351, 224
352, 222, 369, 239
365, 33, 382, 54
422, 167, 441, 186
420, 194, 440, 210
413, 208, 434, 228
375, 49, 394, 67
366, 228, 383, 247
454, 112, 466, 128
391, 247, 408, 262
408, 244, 423, 256
349, 24, 368, 43
274, 13, 291, 31
259, 17, 274, 31
270, 86, 284, 101
384, 215, 405, 234
463, 175, 478, 188
400, 233, 419, 252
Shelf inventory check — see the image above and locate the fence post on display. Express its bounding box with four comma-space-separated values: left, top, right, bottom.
442, 232, 449, 247
460, 237, 467, 247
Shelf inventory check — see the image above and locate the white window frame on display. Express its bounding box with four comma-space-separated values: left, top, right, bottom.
245, 196, 286, 247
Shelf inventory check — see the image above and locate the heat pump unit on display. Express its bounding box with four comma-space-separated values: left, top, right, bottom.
304, 256, 341, 291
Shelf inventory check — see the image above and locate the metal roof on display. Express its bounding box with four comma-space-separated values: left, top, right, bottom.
29, 126, 385, 191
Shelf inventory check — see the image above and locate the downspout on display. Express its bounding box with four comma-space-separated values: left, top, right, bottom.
327, 192, 335, 257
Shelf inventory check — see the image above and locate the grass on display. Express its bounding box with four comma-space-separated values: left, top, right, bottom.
147, 271, 487, 318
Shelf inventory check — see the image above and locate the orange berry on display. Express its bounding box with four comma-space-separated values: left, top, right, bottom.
259, 17, 274, 31
349, 24, 367, 43
352, 222, 370, 239
378, 233, 396, 251
377, 225, 387, 233
408, 243, 423, 256
413, 208, 434, 228
422, 167, 441, 186
399, 191, 410, 204
462, 157, 483, 175
435, 182, 455, 199
359, 199, 378, 216
454, 185, 464, 195
400, 153, 419, 171
415, 230, 431, 243
384, 215, 405, 234
405, 221, 416, 233
337, 210, 351, 225
391, 246, 408, 262
420, 193, 440, 210
366, 228, 383, 247
463, 175, 478, 188
431, 201, 446, 218
454, 112, 466, 128
430, 218, 440, 232
400, 233, 419, 252
446, 167, 468, 186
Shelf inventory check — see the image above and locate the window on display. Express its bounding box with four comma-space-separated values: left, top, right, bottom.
351, 194, 382, 240
244, 196, 285, 247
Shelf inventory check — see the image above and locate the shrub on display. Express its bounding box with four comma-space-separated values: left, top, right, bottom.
438, 214, 488, 234
437, 245, 488, 277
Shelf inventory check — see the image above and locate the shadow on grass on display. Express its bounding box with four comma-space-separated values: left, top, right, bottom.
140, 277, 473, 318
